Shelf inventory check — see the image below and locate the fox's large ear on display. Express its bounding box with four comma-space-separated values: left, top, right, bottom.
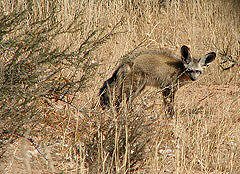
181, 45, 191, 64
200, 52, 216, 66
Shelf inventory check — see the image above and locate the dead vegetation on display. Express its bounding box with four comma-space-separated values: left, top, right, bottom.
0, 0, 239, 173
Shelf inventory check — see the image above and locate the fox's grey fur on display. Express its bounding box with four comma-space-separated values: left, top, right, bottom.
99, 45, 216, 117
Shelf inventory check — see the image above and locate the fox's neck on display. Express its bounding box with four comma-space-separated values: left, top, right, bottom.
176, 71, 192, 86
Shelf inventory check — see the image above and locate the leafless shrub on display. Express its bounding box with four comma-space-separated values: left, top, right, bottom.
213, 39, 238, 71
0, 5, 120, 157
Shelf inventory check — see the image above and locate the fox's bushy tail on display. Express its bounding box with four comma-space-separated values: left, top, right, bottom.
99, 64, 131, 109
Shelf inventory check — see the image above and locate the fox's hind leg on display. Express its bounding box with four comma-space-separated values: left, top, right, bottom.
120, 73, 147, 109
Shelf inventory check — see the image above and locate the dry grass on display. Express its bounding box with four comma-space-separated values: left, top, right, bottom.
0, 0, 239, 173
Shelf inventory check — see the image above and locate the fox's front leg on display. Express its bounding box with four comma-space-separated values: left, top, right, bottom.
162, 88, 176, 118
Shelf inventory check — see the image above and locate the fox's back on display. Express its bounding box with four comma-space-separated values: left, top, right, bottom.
128, 50, 188, 87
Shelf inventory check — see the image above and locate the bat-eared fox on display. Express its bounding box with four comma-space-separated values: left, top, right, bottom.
99, 45, 216, 118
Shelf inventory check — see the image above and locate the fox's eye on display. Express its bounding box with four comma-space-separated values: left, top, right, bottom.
187, 69, 202, 74
194, 70, 202, 74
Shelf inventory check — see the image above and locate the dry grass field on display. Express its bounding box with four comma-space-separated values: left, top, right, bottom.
0, 0, 239, 173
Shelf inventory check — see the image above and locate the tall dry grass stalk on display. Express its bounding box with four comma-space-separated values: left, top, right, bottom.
0, 0, 239, 173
